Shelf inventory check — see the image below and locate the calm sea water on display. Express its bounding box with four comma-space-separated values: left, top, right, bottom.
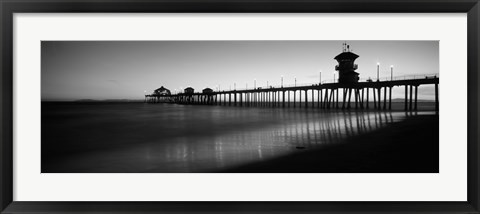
42, 102, 434, 173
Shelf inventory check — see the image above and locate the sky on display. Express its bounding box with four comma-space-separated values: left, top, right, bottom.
41, 41, 438, 101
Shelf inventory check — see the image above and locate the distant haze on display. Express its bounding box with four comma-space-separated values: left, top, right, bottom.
41, 41, 438, 101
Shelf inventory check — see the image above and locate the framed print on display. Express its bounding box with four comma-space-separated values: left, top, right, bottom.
1, 0, 479, 213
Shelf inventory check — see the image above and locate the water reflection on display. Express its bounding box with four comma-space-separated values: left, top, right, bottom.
44, 103, 429, 173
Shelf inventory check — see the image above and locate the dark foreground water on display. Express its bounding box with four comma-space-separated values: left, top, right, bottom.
42, 102, 435, 173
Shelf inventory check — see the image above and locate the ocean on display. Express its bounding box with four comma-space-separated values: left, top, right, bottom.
41, 102, 436, 173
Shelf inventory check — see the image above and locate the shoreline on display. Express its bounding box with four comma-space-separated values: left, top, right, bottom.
221, 114, 439, 173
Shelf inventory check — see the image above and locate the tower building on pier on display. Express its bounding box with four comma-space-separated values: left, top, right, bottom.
334, 43, 360, 84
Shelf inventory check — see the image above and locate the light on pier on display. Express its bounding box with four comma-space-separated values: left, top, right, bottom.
390, 65, 394, 81
281, 75, 283, 88
319, 71, 322, 84
377, 62, 380, 81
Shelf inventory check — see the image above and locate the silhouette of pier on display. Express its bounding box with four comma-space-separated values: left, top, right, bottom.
145, 76, 438, 111
145, 43, 439, 112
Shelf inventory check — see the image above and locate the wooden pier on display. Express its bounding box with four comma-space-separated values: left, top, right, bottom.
145, 76, 439, 112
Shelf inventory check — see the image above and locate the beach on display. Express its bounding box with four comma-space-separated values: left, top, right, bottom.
42, 102, 438, 173
222, 114, 438, 173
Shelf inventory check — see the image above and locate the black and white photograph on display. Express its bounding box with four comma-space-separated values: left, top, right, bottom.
41, 40, 439, 173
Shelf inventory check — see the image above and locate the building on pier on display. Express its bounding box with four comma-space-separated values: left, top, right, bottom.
202, 88, 213, 94
184, 87, 195, 94
334, 43, 360, 84
153, 86, 171, 95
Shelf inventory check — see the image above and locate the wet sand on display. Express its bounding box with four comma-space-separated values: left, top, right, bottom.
222, 114, 439, 173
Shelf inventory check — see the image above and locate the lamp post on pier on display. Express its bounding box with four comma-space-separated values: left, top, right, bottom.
377, 62, 380, 81
294, 76, 297, 87
281, 75, 284, 88
390, 65, 394, 81
319, 71, 322, 84
254, 79, 256, 89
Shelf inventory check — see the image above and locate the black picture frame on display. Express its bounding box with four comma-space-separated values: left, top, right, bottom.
1, 0, 479, 213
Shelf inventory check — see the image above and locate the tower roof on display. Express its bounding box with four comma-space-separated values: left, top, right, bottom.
334, 51, 359, 60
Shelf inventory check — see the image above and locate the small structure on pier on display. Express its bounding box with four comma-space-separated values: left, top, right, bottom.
153, 86, 171, 95
184, 87, 195, 94
335, 43, 360, 84
202, 88, 213, 94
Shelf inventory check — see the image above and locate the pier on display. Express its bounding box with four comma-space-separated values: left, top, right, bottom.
145, 43, 439, 112
145, 75, 439, 111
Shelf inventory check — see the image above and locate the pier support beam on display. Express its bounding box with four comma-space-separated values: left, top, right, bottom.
366, 88, 369, 109
260, 92, 265, 107
389, 87, 392, 110
323, 89, 329, 109
383, 87, 387, 110
317, 90, 321, 108
273, 91, 275, 107
293, 91, 296, 108
329, 89, 334, 109
268, 92, 271, 107
239, 93, 243, 106
409, 85, 413, 111
274, 91, 277, 107
288, 91, 291, 107
304, 90, 308, 108
415, 86, 418, 111
347, 88, 352, 109
361, 89, 364, 109
336, 89, 339, 108
405, 85, 408, 111
312, 90, 315, 108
